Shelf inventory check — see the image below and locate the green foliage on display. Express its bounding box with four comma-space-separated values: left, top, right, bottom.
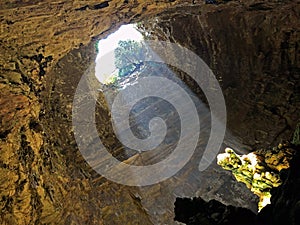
114, 40, 145, 77
103, 74, 117, 85
95, 42, 99, 53
217, 148, 282, 211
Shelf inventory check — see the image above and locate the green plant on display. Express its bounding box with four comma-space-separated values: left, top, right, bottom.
217, 148, 283, 211
114, 40, 146, 77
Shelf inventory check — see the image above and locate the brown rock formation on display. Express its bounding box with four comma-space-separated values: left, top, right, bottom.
0, 2, 204, 224
175, 143, 300, 225
0, 0, 299, 224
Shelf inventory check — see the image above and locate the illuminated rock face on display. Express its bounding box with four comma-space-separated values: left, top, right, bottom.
176, 144, 300, 225
0, 0, 299, 224
217, 144, 295, 211
0, 2, 203, 224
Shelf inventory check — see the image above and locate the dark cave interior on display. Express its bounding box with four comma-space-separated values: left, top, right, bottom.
0, 1, 299, 224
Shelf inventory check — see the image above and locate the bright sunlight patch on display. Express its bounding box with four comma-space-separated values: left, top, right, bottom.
95, 24, 143, 84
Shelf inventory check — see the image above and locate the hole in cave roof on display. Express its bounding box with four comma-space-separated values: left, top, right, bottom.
95, 24, 143, 84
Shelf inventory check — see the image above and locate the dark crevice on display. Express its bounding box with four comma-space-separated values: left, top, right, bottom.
15, 61, 35, 92
93, 1, 109, 10
174, 197, 257, 225
29, 120, 43, 133
6, 20, 14, 25
75, 5, 89, 11
75, 1, 109, 11
0, 129, 11, 139
249, 3, 272, 11
205, 0, 218, 5
20, 72, 35, 92
1, 196, 13, 214
31, 54, 44, 63
15, 179, 27, 193
19, 133, 35, 167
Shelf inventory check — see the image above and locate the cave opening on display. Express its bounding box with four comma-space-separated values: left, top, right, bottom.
83, 8, 295, 222
92, 21, 214, 168
1, 1, 299, 225
87, 6, 298, 222
44, 8, 298, 223
95, 23, 143, 84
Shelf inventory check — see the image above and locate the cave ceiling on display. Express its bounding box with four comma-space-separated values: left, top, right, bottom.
0, 0, 299, 224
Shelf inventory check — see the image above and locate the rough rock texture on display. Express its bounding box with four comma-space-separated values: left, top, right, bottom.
217, 143, 295, 211
175, 197, 259, 225
137, 1, 299, 222
47, 46, 258, 225
258, 144, 300, 225
175, 143, 300, 225
139, 1, 299, 148
0, 1, 209, 224
0, 0, 299, 224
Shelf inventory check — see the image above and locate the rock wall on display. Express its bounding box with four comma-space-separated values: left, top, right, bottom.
174, 143, 300, 225
139, 1, 299, 148
0, 1, 200, 224
0, 0, 299, 224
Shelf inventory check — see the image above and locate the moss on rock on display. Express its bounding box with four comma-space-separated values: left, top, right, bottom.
217, 143, 295, 211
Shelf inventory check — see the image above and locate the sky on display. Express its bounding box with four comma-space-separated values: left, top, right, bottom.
95, 24, 143, 83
